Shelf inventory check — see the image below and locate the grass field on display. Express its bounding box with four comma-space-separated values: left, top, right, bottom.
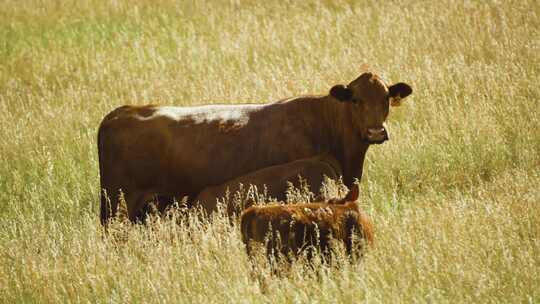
1, 0, 539, 302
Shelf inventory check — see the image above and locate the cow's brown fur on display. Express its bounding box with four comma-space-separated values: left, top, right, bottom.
97, 72, 412, 224
193, 154, 341, 216
240, 185, 373, 263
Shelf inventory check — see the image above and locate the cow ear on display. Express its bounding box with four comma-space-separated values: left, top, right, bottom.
344, 184, 359, 202
330, 85, 353, 102
388, 82, 412, 107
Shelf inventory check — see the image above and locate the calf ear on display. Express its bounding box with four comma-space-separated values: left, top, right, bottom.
388, 82, 413, 107
344, 184, 359, 202
330, 85, 353, 102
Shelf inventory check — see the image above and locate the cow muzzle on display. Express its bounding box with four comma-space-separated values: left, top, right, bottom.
366, 126, 389, 144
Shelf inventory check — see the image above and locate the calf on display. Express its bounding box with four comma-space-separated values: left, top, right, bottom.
194, 154, 341, 216
240, 184, 373, 264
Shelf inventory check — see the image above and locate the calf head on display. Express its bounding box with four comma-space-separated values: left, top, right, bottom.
330, 72, 412, 144
328, 183, 360, 205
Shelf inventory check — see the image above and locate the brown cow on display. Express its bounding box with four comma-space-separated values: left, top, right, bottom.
98, 72, 412, 224
193, 154, 341, 216
240, 184, 373, 264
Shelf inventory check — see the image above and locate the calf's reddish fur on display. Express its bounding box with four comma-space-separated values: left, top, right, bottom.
240, 184, 373, 263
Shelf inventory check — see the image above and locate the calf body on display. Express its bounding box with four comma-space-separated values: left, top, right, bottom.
194, 154, 341, 216
240, 185, 373, 263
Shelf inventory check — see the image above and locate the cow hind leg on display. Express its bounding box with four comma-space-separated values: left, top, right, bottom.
100, 187, 122, 226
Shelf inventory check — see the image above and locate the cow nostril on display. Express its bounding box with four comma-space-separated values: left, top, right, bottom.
366, 127, 389, 143
368, 127, 385, 135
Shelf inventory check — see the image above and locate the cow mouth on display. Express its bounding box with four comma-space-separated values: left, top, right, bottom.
367, 139, 387, 145
365, 126, 389, 144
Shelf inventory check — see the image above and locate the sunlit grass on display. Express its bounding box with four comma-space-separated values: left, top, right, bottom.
0, 0, 539, 302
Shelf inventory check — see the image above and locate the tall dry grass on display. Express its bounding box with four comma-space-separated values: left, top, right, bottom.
0, 0, 539, 302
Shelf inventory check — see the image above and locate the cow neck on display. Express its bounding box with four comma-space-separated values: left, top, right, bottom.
283, 96, 369, 187
307, 96, 370, 187
322, 97, 349, 149
291, 95, 345, 152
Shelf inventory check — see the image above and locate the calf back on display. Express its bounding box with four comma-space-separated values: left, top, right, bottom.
240, 199, 372, 262
194, 155, 341, 216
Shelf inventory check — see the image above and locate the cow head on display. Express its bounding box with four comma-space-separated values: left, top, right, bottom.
330, 72, 412, 144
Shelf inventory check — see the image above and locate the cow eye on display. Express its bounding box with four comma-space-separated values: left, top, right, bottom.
353, 98, 363, 104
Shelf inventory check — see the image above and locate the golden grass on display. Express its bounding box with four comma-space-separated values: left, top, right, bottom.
0, 0, 539, 302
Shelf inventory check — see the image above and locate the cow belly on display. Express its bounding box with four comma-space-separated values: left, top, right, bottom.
163, 130, 316, 192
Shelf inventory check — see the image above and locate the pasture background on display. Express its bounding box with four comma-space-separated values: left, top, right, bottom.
0, 0, 539, 302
